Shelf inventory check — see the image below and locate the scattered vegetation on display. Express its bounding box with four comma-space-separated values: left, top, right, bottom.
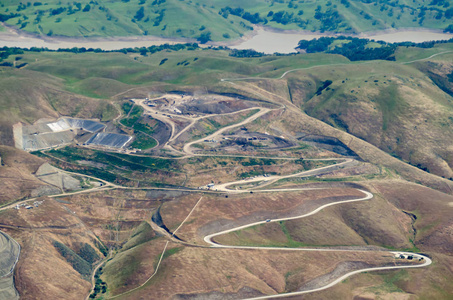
297, 36, 453, 61
130, 132, 158, 150
229, 49, 265, 58
36, 147, 182, 186
89, 266, 107, 299
53, 241, 92, 279
94, 239, 108, 257
78, 243, 100, 264
120, 103, 157, 149
2, 0, 453, 40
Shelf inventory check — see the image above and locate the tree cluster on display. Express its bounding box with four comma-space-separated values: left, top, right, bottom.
297, 36, 453, 61
219, 6, 266, 24
53, 241, 93, 279
229, 49, 265, 58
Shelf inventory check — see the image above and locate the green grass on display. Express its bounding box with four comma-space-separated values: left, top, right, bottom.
158, 247, 183, 264
365, 269, 408, 294
394, 43, 453, 64
102, 241, 152, 293
122, 222, 157, 252
36, 146, 183, 186
119, 103, 158, 149
373, 83, 405, 131
53, 240, 93, 279
21, 50, 352, 92
223, 221, 315, 248
130, 132, 158, 150
2, 0, 452, 39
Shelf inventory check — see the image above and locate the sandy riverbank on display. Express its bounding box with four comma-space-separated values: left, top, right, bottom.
226, 26, 453, 54
0, 23, 194, 50
0, 23, 452, 53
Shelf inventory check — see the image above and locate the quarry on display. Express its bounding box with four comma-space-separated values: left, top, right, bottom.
1, 37, 453, 300
13, 117, 133, 152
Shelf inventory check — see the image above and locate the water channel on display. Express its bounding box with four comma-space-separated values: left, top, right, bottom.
1, 25, 452, 53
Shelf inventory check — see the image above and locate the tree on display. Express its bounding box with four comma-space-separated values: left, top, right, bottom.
446, 7, 453, 18
197, 31, 211, 44
444, 24, 453, 33
134, 7, 145, 21
83, 4, 91, 12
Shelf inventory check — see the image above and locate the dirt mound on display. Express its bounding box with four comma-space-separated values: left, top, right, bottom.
298, 133, 358, 157
0, 146, 50, 204
35, 163, 81, 191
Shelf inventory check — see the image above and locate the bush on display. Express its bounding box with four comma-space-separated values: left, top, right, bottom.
134, 7, 145, 21
78, 243, 100, 264
0, 13, 20, 22
53, 241, 92, 278
95, 240, 108, 257
229, 49, 264, 58
197, 32, 212, 44
444, 24, 453, 33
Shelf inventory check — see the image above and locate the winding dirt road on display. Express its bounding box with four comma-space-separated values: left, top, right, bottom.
132, 92, 433, 298
202, 189, 431, 299
0, 84, 435, 299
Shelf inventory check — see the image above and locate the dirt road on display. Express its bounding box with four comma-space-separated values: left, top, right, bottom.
0, 86, 435, 299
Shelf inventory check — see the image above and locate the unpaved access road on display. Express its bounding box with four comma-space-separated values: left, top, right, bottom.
213, 158, 354, 192
183, 107, 274, 155
202, 188, 432, 299
1, 85, 434, 299
135, 92, 433, 299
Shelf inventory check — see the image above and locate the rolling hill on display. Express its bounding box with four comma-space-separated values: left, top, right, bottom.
1, 0, 453, 40
1, 41, 453, 300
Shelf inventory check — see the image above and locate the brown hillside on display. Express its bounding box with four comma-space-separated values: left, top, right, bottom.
0, 68, 117, 146
0, 146, 52, 204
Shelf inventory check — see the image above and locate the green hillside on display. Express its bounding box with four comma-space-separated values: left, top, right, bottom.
1, 0, 453, 40
1, 41, 453, 180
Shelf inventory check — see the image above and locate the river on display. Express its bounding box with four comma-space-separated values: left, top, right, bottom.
229, 28, 453, 54
0, 25, 452, 53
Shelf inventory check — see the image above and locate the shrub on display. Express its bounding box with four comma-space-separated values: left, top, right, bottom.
78, 243, 100, 264
53, 241, 92, 278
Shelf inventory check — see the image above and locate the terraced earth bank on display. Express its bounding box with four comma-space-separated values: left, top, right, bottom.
0, 42, 453, 300
0, 232, 20, 300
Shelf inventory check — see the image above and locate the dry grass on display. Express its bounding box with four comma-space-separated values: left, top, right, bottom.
0, 146, 49, 205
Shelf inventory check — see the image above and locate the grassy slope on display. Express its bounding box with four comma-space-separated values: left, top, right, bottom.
1, 0, 453, 39
214, 180, 453, 298
0, 54, 119, 144
216, 194, 416, 250
3, 44, 453, 183
283, 44, 453, 179
2, 47, 453, 299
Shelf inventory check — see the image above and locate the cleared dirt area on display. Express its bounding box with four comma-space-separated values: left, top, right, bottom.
0, 146, 59, 204
146, 94, 267, 116
1, 86, 446, 300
